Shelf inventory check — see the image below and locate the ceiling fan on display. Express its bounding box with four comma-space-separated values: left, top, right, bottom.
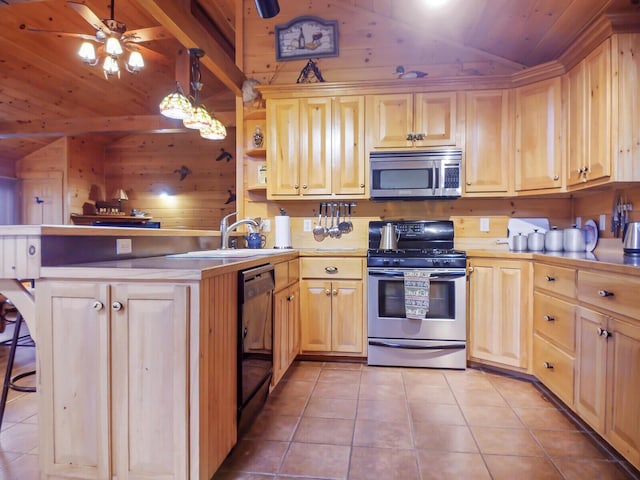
28, 0, 169, 78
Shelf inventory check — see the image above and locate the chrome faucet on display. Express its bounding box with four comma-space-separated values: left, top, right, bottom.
220, 212, 259, 249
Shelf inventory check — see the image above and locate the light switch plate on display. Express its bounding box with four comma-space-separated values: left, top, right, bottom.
303, 219, 312, 232
116, 238, 132, 255
480, 218, 490, 232
261, 219, 271, 232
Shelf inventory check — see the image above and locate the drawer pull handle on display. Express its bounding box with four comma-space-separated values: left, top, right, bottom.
545, 276, 555, 282
598, 290, 614, 297
543, 362, 554, 369
544, 315, 555, 322
325, 266, 338, 274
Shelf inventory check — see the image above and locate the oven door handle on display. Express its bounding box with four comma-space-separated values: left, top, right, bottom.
368, 340, 465, 350
367, 271, 465, 279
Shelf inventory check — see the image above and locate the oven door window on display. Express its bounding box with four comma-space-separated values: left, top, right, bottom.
378, 277, 454, 320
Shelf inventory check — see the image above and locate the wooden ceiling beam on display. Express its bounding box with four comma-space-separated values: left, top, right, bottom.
136, 0, 245, 96
0, 113, 236, 139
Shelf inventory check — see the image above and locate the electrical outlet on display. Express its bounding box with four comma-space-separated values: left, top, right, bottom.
480, 217, 490, 232
303, 219, 312, 232
116, 238, 132, 255
261, 219, 271, 232
599, 214, 606, 231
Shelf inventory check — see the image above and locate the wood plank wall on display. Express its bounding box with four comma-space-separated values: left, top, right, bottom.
67, 137, 106, 216
104, 131, 237, 230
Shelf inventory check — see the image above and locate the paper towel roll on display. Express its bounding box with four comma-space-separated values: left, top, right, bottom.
274, 215, 292, 248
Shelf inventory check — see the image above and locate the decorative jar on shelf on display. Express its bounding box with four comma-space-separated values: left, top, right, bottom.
252, 125, 264, 148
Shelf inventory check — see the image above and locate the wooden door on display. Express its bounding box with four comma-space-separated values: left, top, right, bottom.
606, 317, 640, 467
111, 283, 189, 480
414, 92, 457, 146
464, 90, 512, 194
332, 96, 366, 196
368, 94, 414, 148
38, 281, 111, 480
331, 280, 364, 354
565, 61, 587, 187
20, 175, 63, 224
575, 306, 607, 432
267, 98, 300, 197
584, 38, 612, 183
300, 97, 332, 196
300, 280, 332, 351
515, 77, 563, 192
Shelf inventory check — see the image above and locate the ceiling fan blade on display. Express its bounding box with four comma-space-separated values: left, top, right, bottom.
67, 1, 111, 35
123, 26, 170, 43
27, 28, 96, 41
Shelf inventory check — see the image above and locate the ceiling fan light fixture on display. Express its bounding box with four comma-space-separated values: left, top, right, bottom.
126, 51, 144, 73
183, 105, 213, 130
105, 36, 123, 56
159, 82, 192, 120
78, 42, 97, 64
103, 56, 121, 78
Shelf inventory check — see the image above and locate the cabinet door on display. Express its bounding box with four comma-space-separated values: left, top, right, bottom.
300, 97, 332, 196
300, 280, 332, 351
111, 283, 189, 480
414, 92, 457, 146
575, 306, 607, 432
606, 317, 640, 466
331, 280, 364, 354
469, 259, 532, 369
287, 282, 301, 362
273, 287, 289, 385
332, 96, 366, 195
566, 62, 587, 187
38, 281, 111, 479
368, 94, 414, 148
515, 77, 563, 192
267, 98, 300, 196
584, 39, 611, 183
464, 90, 512, 194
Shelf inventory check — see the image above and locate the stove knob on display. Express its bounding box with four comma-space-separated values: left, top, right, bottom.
432, 259, 440, 267
392, 259, 401, 265
382, 259, 390, 265
442, 259, 450, 266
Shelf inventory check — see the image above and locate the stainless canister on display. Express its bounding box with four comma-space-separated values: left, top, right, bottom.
527, 229, 545, 251
512, 233, 528, 251
544, 227, 564, 252
563, 226, 586, 252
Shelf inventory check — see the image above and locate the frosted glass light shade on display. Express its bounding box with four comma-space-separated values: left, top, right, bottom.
78, 42, 96, 62
126, 51, 144, 72
103, 56, 120, 76
105, 37, 123, 56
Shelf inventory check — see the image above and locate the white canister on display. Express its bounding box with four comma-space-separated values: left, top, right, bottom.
563, 226, 586, 252
544, 227, 564, 252
527, 229, 545, 252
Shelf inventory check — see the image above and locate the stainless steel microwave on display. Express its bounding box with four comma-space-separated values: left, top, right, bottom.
369, 149, 462, 200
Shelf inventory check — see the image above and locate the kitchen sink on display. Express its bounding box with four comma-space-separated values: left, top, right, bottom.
168, 248, 289, 258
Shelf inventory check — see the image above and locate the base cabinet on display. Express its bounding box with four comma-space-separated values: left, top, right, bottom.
38, 281, 189, 480
468, 258, 532, 370
273, 259, 300, 386
299, 257, 365, 356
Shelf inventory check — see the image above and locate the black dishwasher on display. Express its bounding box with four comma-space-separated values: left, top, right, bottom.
238, 263, 275, 435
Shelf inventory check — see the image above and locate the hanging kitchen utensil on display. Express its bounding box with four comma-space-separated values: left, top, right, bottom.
346, 203, 354, 233
330, 203, 342, 238
338, 203, 350, 233
313, 203, 326, 241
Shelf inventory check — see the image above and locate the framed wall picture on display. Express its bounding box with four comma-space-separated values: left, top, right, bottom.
275, 16, 339, 61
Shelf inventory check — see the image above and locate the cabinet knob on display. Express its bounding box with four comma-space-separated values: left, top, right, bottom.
543, 362, 554, 369
583, 165, 589, 172
325, 289, 331, 296
414, 133, 425, 141
325, 266, 338, 274
287, 294, 295, 301
597, 327, 612, 338
406, 133, 414, 141
360, 183, 365, 188
294, 184, 299, 189
302, 184, 308, 189
598, 290, 614, 297
92, 301, 104, 311
111, 301, 123, 311
545, 276, 555, 282
468, 266, 474, 273
577, 168, 584, 174
466, 181, 472, 186
553, 175, 559, 181
332, 289, 338, 296
544, 315, 555, 322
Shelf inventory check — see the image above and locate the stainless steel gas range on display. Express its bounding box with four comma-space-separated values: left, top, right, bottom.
367, 220, 467, 369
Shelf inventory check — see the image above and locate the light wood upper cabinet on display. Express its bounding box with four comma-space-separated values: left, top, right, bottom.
565, 39, 612, 188
367, 92, 457, 149
468, 258, 532, 370
514, 77, 563, 192
464, 90, 513, 195
267, 96, 366, 199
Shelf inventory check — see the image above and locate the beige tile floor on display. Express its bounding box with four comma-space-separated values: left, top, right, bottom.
216, 361, 640, 480
1, 320, 638, 480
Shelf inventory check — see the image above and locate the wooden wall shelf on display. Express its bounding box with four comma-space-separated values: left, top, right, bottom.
70, 214, 153, 225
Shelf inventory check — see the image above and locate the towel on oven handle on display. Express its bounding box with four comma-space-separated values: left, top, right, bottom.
404, 270, 430, 320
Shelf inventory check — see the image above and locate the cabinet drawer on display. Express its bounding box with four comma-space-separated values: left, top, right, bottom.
577, 270, 640, 320
300, 257, 363, 279
274, 259, 301, 290
533, 333, 574, 407
533, 292, 576, 353
534, 264, 576, 298
288, 259, 300, 283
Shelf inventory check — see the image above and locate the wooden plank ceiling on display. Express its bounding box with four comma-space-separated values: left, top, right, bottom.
0, 0, 638, 167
